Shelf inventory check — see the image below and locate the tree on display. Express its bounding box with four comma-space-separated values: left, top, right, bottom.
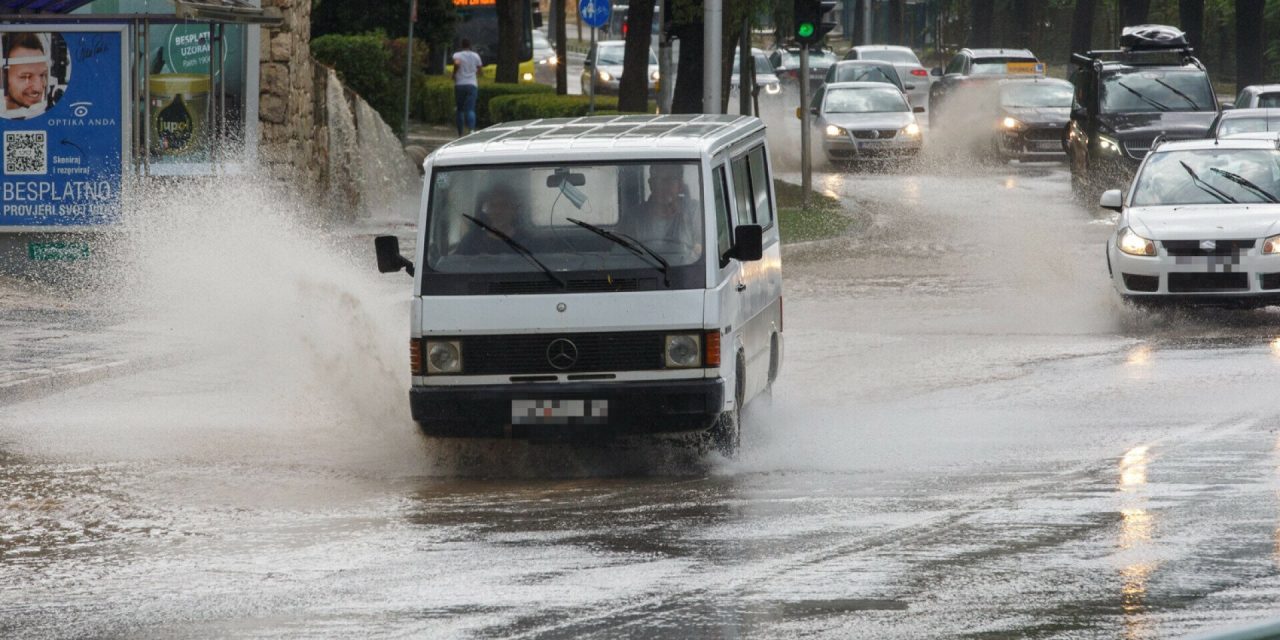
495, 0, 521, 83
1237, 0, 1265, 89
619, 0, 657, 112
970, 0, 994, 47
1011, 0, 1035, 48
1179, 0, 1204, 54
670, 3, 704, 114
1118, 0, 1151, 27
889, 0, 904, 44
1070, 0, 1096, 57
555, 0, 568, 95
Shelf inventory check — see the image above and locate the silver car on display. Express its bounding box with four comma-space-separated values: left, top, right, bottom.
1234, 84, 1280, 109
1211, 108, 1280, 137
809, 81, 923, 162
531, 31, 557, 85
730, 48, 782, 98
581, 40, 659, 96
844, 45, 932, 114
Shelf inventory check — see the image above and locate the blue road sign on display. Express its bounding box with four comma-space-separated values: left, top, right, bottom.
578, 0, 611, 29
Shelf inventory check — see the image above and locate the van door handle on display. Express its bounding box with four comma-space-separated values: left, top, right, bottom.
736, 283, 747, 292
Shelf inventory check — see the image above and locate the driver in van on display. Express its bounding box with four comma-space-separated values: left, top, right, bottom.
621, 164, 702, 258
457, 184, 528, 254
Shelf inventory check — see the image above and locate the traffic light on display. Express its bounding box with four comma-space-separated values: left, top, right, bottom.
794, 0, 837, 45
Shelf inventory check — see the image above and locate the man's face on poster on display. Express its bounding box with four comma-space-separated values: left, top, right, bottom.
6, 45, 48, 110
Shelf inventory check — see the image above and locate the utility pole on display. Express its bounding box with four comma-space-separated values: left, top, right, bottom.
800, 48, 810, 196
863, 0, 871, 45
401, 0, 417, 144
704, 0, 722, 114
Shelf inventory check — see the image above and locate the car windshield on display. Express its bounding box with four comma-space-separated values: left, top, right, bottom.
1259, 93, 1280, 108
1000, 83, 1073, 108
824, 87, 909, 113
1132, 149, 1280, 206
1101, 69, 1214, 113
734, 53, 775, 75
597, 46, 656, 66
858, 49, 920, 65
425, 162, 705, 288
1216, 117, 1274, 136
831, 64, 899, 86
971, 57, 1038, 75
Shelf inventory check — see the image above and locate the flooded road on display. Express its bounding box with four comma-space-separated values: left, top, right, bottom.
5, 159, 1280, 638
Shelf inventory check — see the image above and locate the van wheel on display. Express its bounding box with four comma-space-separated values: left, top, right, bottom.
710, 354, 747, 457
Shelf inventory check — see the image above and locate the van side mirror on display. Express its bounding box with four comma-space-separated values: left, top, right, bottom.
1099, 189, 1123, 212
375, 235, 415, 276
733, 225, 764, 262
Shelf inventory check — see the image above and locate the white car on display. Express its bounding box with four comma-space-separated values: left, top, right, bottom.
374, 115, 784, 455
1105, 135, 1280, 307
1234, 84, 1280, 109
843, 45, 932, 114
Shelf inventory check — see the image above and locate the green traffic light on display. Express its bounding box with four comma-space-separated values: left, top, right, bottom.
797, 22, 815, 38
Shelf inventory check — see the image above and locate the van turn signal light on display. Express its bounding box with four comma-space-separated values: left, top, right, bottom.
705, 331, 721, 367
409, 339, 423, 375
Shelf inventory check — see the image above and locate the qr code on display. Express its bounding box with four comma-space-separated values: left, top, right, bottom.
4, 131, 47, 175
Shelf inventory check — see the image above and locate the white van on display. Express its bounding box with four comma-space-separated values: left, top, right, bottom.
375, 114, 783, 454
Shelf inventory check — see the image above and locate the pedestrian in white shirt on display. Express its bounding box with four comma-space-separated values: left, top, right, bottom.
451, 39, 483, 136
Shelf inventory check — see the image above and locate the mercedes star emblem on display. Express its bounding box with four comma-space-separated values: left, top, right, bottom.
546, 338, 579, 370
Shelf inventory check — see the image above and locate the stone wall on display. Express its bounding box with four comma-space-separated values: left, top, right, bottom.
258, 0, 322, 191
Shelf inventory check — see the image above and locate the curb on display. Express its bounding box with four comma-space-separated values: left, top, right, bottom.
0, 355, 169, 407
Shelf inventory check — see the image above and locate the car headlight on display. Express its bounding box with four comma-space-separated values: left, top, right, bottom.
902, 122, 921, 137
544, 55, 558, 66
765, 82, 781, 95
521, 72, 533, 81
425, 340, 462, 374
598, 70, 613, 82
1117, 227, 1156, 257
651, 70, 660, 81
664, 334, 702, 368
1265, 234, 1280, 254
1002, 116, 1024, 130
825, 124, 846, 137
1099, 134, 1122, 154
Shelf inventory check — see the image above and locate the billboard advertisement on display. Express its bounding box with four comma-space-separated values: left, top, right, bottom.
0, 25, 129, 230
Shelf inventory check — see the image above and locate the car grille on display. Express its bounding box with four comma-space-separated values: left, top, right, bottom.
1161, 239, 1253, 257
1123, 134, 1199, 160
1167, 272, 1249, 292
1025, 127, 1063, 141
851, 129, 899, 139
456, 332, 667, 375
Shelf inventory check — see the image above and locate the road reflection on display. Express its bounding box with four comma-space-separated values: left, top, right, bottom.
1118, 445, 1155, 638
1124, 345, 1153, 380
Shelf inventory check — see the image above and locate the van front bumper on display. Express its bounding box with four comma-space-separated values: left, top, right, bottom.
410, 379, 724, 438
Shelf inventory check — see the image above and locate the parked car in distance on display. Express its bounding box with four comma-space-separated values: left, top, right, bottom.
769, 46, 839, 92
1067, 25, 1219, 200
844, 45, 932, 114
1234, 84, 1280, 109
807, 81, 923, 163
1211, 108, 1280, 137
993, 77, 1073, 161
1104, 135, 1280, 307
532, 30, 556, 85
373, 115, 784, 456
930, 47, 1042, 121
582, 40, 659, 96
730, 48, 782, 98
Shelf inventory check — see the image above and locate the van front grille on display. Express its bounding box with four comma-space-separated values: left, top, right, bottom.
457, 332, 667, 375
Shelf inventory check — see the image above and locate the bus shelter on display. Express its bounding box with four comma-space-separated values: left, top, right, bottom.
0, 0, 281, 264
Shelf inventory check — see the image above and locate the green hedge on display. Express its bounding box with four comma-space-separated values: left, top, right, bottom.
488, 94, 622, 122
312, 34, 399, 133
419, 78, 554, 127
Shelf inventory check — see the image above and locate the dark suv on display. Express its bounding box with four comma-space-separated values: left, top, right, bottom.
1066, 25, 1219, 199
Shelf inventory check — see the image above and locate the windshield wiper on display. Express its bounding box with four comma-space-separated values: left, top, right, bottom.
1151, 77, 1203, 110
1209, 167, 1280, 203
462, 214, 566, 288
565, 217, 671, 287
1179, 161, 1237, 204
1116, 81, 1171, 111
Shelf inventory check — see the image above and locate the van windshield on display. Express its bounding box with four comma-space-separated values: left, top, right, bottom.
423, 162, 706, 295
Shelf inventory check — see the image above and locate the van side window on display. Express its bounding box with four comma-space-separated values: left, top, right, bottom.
713, 165, 732, 266
747, 146, 773, 228
731, 155, 753, 224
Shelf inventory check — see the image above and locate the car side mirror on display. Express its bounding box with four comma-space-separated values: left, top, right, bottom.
1071, 106, 1087, 120
810, 107, 819, 115
930, 67, 942, 76
733, 225, 764, 262
1099, 189, 1123, 212
1219, 101, 1235, 111
375, 235, 415, 276
904, 83, 916, 91
583, 59, 593, 67
913, 106, 925, 113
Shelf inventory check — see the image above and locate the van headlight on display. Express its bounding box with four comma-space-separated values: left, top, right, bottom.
1099, 135, 1122, 155
1117, 227, 1156, 257
1265, 234, 1280, 254
426, 340, 462, 374
664, 334, 702, 368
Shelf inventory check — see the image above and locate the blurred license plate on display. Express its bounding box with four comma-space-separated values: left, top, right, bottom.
1035, 140, 1059, 150
512, 399, 608, 425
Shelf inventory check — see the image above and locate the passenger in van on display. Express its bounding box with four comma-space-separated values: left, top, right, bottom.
621, 164, 702, 258
457, 185, 528, 254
